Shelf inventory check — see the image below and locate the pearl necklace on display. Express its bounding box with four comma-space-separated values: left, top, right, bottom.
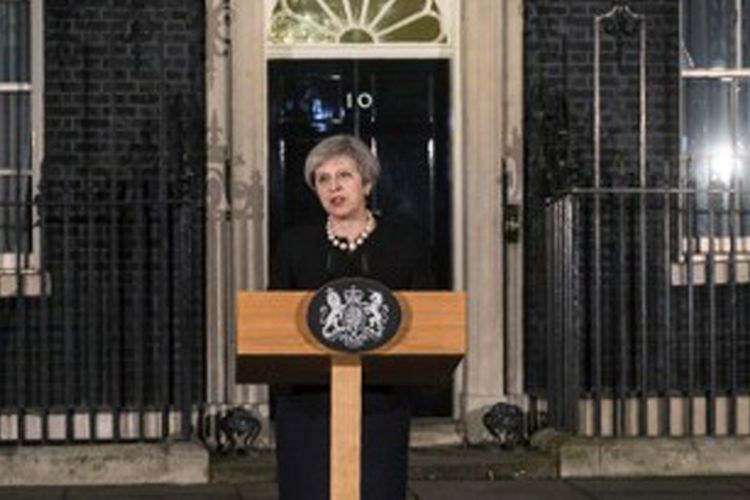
326, 211, 375, 252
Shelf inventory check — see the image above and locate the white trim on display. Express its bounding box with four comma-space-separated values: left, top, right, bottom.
0, 0, 42, 275
681, 68, 750, 79
0, 269, 50, 297
266, 43, 454, 59
671, 259, 750, 285
0, 168, 33, 174
449, 2, 463, 421
0, 409, 196, 442
0, 82, 32, 92
673, 235, 750, 286
679, 236, 750, 260
577, 396, 750, 437
451, 1, 462, 292
30, 0, 43, 272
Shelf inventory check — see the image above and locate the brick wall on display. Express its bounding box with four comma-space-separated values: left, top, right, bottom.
0, 0, 205, 409
523, 0, 680, 391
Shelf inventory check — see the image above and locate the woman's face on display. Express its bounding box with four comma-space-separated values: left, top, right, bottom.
313, 155, 371, 221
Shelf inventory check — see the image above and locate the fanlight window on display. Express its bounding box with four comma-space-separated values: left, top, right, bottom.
269, 0, 447, 44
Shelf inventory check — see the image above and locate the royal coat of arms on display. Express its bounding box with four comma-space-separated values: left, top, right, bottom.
307, 278, 401, 352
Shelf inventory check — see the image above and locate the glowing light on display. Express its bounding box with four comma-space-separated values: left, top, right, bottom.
708, 145, 739, 185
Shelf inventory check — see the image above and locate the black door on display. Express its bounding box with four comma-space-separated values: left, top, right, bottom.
268, 59, 452, 415
269, 59, 452, 288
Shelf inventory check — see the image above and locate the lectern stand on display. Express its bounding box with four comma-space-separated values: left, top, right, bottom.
236, 291, 466, 500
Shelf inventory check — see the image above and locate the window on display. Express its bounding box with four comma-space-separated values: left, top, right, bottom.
0, 0, 42, 272
267, 0, 450, 46
680, 0, 750, 259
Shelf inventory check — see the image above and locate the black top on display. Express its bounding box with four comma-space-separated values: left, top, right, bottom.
270, 215, 428, 500
269, 215, 434, 291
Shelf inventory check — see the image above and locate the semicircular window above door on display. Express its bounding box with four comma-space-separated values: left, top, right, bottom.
268, 0, 449, 44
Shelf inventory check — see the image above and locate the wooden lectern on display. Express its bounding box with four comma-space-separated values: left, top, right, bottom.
236, 291, 466, 500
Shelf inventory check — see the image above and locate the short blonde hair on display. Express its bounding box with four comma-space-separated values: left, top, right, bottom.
303, 134, 381, 190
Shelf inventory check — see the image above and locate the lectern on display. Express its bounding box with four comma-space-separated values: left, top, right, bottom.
236, 290, 466, 500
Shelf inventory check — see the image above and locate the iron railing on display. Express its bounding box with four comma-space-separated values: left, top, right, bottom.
0, 171, 204, 443
546, 186, 750, 436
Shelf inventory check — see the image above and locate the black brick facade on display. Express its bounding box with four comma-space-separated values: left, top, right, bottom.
524, 0, 680, 391
0, 1, 205, 410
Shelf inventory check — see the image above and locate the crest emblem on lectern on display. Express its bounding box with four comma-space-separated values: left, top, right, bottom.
307, 278, 401, 353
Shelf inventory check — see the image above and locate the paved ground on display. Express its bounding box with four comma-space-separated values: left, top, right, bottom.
3, 447, 750, 499
4, 478, 750, 499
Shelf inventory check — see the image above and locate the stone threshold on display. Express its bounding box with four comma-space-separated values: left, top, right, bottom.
0, 442, 208, 486
559, 436, 750, 478
6, 433, 750, 486
210, 446, 557, 484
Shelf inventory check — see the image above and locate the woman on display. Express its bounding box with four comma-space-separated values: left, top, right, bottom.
270, 134, 433, 500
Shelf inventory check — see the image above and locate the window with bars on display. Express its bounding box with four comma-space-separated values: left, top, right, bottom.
0, 0, 41, 270
680, 0, 750, 257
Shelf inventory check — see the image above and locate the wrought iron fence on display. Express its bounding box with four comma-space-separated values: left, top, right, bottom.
546, 185, 750, 436
0, 170, 204, 443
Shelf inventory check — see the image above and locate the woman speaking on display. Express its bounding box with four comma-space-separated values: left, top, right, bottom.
270, 134, 433, 499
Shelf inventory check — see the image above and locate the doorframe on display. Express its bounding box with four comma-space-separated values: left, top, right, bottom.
260, 1, 464, 294
206, 0, 525, 435
229, 0, 464, 419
